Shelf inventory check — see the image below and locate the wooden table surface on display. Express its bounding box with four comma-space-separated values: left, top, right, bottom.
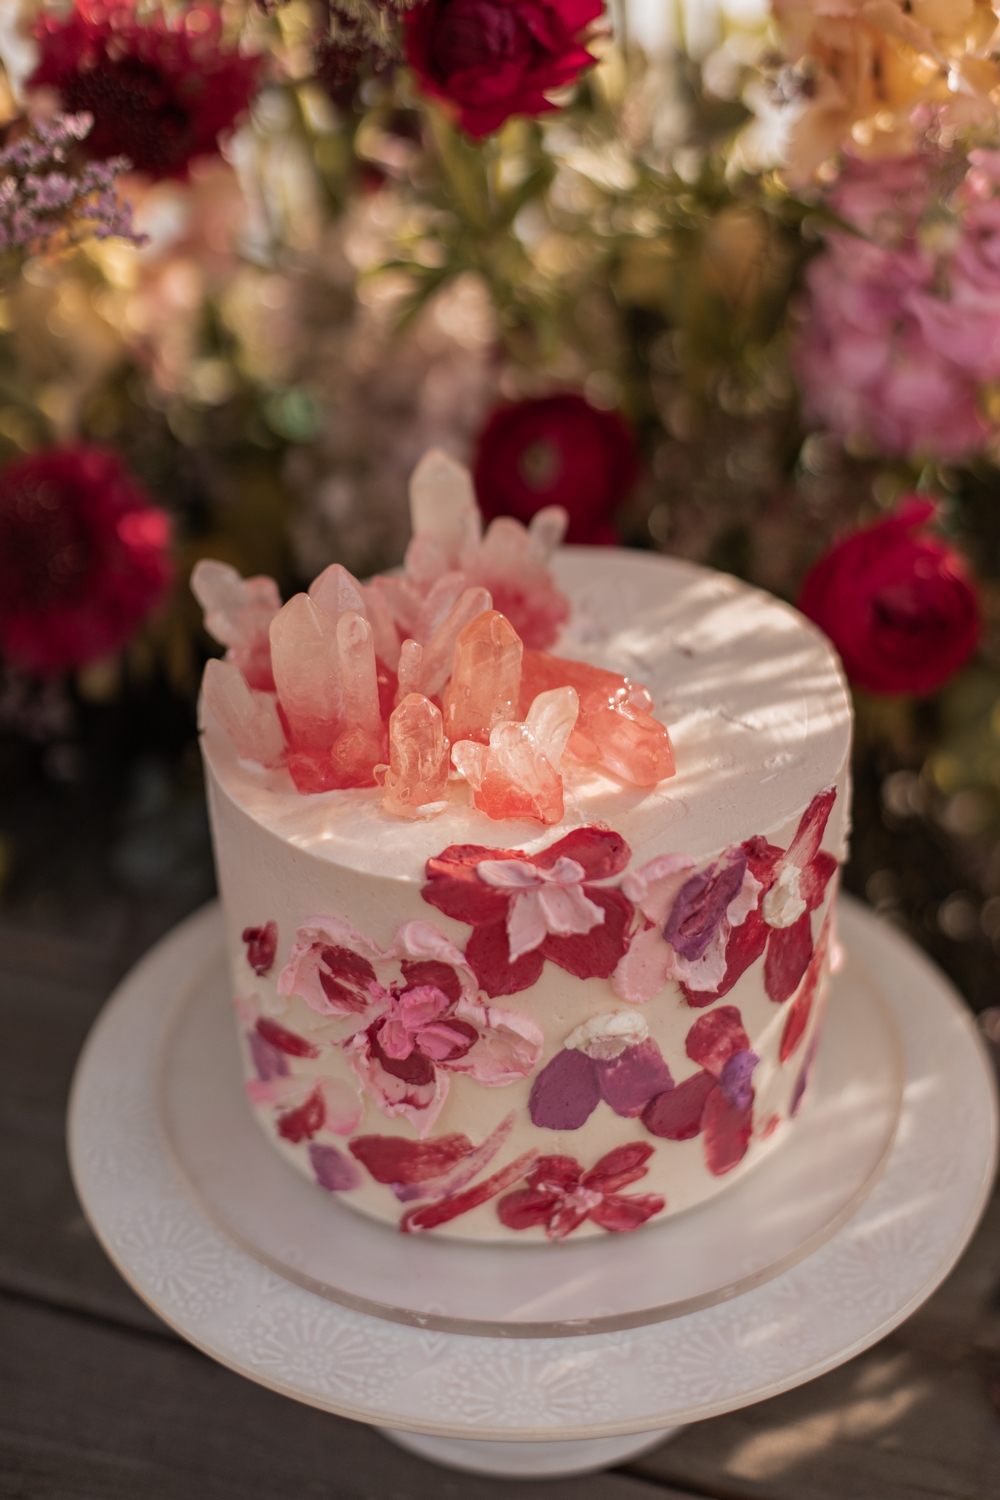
3, 793, 1000, 1500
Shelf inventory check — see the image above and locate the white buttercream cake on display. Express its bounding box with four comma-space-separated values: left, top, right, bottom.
199, 491, 852, 1243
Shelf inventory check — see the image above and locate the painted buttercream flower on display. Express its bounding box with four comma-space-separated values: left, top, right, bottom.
350, 1111, 515, 1203
629, 787, 839, 1011
642, 1006, 760, 1177
278, 916, 542, 1134
422, 825, 633, 997
612, 846, 761, 1003
237, 1007, 364, 1153
528, 1011, 674, 1130
497, 1142, 665, 1239
30, 0, 260, 182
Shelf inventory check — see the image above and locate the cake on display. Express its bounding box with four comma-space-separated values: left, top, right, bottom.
196, 451, 852, 1242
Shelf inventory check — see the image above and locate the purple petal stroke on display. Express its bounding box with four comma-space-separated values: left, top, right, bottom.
248, 1029, 289, 1082
309, 1143, 363, 1192
664, 851, 748, 961
529, 1047, 601, 1130
595, 1039, 675, 1118
718, 1048, 759, 1110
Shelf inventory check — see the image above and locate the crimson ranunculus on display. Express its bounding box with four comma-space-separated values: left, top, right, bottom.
0, 446, 173, 674
473, 393, 638, 545
29, 0, 260, 181
797, 498, 979, 696
403, 0, 602, 140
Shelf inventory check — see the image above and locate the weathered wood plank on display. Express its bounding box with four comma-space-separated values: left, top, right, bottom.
0, 1292, 690, 1500
629, 1336, 1000, 1500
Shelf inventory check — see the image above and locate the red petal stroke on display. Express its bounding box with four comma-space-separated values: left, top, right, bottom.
532, 825, 631, 881
702, 1087, 753, 1175
589, 1193, 665, 1232
801, 852, 838, 913
422, 845, 516, 926
466, 918, 546, 997
497, 1187, 560, 1231
399, 959, 462, 1003
681, 908, 769, 1007
319, 944, 379, 988
540, 887, 633, 979
685, 1006, 750, 1077
583, 1140, 654, 1194
349, 1131, 475, 1185
527, 1155, 584, 1192
277, 1087, 325, 1143
764, 912, 813, 1004
243, 921, 278, 977
785, 788, 836, 871
780, 914, 830, 1062
400, 1150, 539, 1233
256, 1016, 319, 1060
642, 1071, 715, 1140
742, 835, 784, 891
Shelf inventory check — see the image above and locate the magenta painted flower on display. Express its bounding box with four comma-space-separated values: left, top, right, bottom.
278, 915, 542, 1134
422, 825, 633, 997
497, 1143, 665, 1240
612, 846, 761, 1004
642, 1006, 759, 1177
528, 1011, 674, 1130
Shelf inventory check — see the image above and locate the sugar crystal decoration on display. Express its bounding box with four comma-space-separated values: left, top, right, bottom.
196, 449, 676, 819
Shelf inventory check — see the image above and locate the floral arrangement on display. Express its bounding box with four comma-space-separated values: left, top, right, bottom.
0, 0, 999, 1002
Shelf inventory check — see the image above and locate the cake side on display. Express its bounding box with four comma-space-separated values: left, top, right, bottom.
202, 551, 852, 1242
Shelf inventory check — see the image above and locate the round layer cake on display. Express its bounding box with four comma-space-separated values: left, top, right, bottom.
201, 545, 852, 1241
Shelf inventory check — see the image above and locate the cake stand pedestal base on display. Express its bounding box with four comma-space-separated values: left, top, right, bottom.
379, 1425, 680, 1477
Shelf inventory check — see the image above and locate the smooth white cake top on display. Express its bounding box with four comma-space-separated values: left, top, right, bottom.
201, 549, 852, 877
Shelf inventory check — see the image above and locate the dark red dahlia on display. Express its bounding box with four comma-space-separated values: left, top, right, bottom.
404, 0, 602, 140
0, 446, 172, 674
473, 393, 639, 546
29, 0, 260, 181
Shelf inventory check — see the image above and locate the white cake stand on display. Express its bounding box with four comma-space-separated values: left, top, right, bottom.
68, 895, 997, 1478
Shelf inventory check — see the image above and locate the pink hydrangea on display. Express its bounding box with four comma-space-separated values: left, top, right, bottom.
794, 153, 1000, 461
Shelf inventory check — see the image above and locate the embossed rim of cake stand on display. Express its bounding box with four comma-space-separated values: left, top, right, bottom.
68, 894, 998, 1445
153, 914, 905, 1337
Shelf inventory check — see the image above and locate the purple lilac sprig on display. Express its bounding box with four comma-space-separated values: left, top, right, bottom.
0, 111, 145, 257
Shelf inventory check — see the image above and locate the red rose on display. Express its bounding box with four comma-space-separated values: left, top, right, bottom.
473, 393, 638, 545
0, 446, 172, 674
797, 498, 979, 695
29, 0, 260, 181
403, 0, 602, 140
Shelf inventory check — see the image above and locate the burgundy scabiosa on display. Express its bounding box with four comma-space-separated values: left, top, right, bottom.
0, 446, 172, 674
29, 0, 260, 181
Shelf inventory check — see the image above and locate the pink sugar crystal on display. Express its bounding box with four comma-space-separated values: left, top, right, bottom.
406, 448, 482, 580
452, 687, 578, 825
417, 586, 492, 699
337, 612, 382, 738
361, 580, 402, 670
309, 562, 367, 622
520, 649, 675, 786
413, 571, 468, 644
191, 559, 280, 691
270, 594, 342, 755
463, 513, 570, 650
202, 658, 286, 767
380, 693, 450, 818
442, 610, 523, 745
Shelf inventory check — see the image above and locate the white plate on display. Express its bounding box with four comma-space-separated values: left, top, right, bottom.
69, 895, 998, 1442
159, 929, 903, 1335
